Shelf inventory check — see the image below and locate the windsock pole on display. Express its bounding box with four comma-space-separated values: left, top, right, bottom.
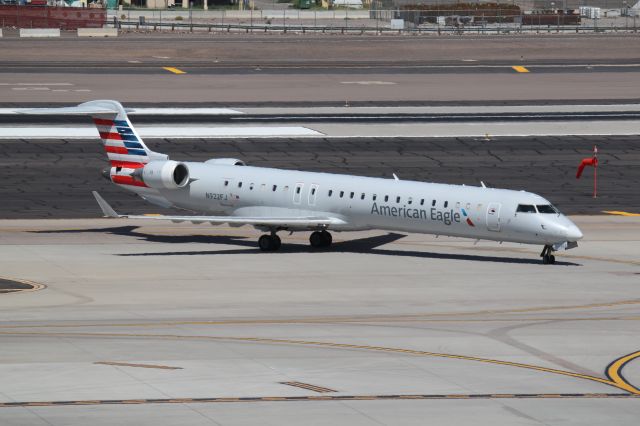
593, 145, 598, 199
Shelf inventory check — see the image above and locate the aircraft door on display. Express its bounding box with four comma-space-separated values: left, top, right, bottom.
293, 182, 304, 205
486, 203, 502, 232
220, 178, 239, 207
308, 184, 319, 206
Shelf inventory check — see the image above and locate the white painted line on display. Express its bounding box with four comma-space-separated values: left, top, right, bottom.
0, 107, 244, 115
12, 87, 50, 91
340, 81, 396, 85
0, 126, 323, 139
0, 83, 73, 86
128, 108, 245, 115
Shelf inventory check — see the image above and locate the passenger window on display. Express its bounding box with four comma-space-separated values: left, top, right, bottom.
340, 191, 344, 198
284, 186, 289, 192
238, 182, 242, 188
350, 192, 354, 199
224, 180, 229, 186
384, 195, 389, 202
296, 187, 301, 194
328, 190, 333, 197
250, 183, 254, 190
516, 204, 536, 213
260, 184, 266, 191
272, 185, 277, 191
444, 201, 448, 208
455, 202, 460, 208
408, 197, 413, 205
396, 196, 401, 203
432, 200, 436, 207
420, 199, 424, 206
311, 188, 316, 195
360, 193, 365, 200
466, 203, 471, 210
373, 194, 377, 201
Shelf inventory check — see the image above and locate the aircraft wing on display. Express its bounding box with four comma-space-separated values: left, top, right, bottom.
92, 191, 346, 228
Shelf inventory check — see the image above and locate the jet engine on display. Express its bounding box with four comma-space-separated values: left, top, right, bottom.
205, 158, 246, 166
136, 160, 190, 190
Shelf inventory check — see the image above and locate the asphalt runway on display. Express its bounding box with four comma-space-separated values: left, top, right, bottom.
2, 34, 640, 103
0, 217, 638, 425
0, 135, 637, 218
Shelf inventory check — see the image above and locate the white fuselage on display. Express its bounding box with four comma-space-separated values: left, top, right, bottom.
139, 162, 582, 246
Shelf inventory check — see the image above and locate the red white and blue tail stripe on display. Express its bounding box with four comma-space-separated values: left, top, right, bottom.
93, 116, 150, 169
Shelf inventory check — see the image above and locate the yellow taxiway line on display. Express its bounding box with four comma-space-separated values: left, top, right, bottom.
602, 210, 640, 217
512, 66, 530, 73
162, 67, 186, 75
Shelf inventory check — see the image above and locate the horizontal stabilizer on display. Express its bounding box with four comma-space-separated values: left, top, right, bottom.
92, 191, 119, 218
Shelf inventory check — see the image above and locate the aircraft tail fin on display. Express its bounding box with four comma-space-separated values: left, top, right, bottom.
21, 100, 167, 169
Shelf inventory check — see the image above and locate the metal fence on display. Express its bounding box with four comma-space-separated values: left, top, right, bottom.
0, 6, 638, 34
107, 8, 639, 34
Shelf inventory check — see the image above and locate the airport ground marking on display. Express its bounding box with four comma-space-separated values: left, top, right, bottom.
602, 210, 640, 217
1, 331, 638, 395
162, 67, 186, 75
0, 393, 637, 408
512, 66, 530, 73
94, 361, 182, 370
281, 382, 336, 393
605, 351, 640, 394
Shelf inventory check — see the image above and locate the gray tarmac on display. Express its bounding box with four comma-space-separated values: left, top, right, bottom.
1, 34, 640, 104
0, 216, 638, 425
0, 135, 637, 218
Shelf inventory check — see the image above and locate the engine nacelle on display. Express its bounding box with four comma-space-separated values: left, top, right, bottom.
205, 158, 246, 166
138, 160, 190, 190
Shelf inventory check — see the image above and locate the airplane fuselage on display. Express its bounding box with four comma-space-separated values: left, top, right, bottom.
154, 162, 581, 246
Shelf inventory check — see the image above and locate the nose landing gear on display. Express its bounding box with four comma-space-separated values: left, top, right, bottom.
540, 245, 556, 264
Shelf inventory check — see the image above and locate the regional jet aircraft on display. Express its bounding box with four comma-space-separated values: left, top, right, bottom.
24, 100, 582, 264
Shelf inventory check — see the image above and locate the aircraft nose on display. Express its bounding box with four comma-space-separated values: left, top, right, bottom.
565, 223, 583, 241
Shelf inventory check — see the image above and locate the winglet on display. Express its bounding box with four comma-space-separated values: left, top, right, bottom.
92, 191, 120, 218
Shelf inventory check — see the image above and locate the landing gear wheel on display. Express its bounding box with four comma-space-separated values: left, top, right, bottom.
309, 231, 325, 249
258, 234, 281, 252
540, 245, 556, 265
320, 230, 332, 247
271, 235, 281, 251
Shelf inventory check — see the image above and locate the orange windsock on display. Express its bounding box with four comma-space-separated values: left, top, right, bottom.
576, 157, 598, 179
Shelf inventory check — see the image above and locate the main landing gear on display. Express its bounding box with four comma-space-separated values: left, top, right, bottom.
258, 233, 281, 252
309, 230, 332, 249
257, 230, 333, 251
540, 245, 556, 265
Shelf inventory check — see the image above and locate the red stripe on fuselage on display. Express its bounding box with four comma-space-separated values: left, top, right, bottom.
105, 145, 129, 154
111, 175, 147, 187
93, 118, 115, 126
110, 160, 145, 168
99, 131, 123, 141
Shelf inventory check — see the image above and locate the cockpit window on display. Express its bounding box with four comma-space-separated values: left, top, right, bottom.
516, 204, 536, 213
536, 205, 558, 214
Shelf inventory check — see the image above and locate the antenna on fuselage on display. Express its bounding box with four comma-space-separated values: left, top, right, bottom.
393, 173, 400, 181
480, 181, 487, 188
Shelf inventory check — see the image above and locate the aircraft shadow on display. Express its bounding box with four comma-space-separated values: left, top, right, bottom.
34, 226, 581, 266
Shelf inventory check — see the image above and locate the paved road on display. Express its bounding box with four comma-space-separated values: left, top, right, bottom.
1, 136, 637, 218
